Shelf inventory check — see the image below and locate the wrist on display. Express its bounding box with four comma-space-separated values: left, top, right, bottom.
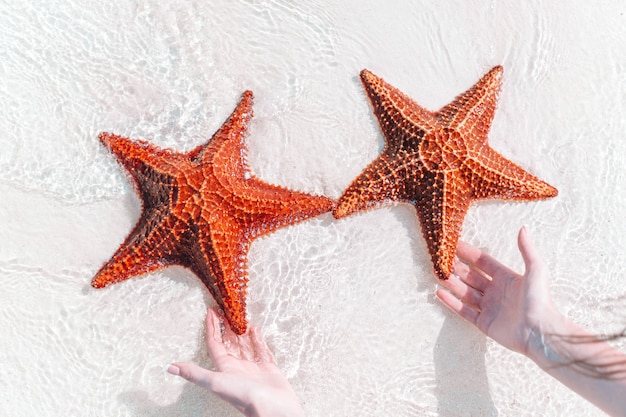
524, 309, 571, 369
244, 388, 304, 417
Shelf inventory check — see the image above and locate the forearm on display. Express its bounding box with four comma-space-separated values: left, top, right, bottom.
526, 312, 626, 417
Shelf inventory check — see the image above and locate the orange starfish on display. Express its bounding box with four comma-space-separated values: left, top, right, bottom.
93, 91, 333, 334
334, 66, 557, 280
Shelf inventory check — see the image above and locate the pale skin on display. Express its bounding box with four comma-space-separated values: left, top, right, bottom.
168, 308, 304, 417
437, 226, 626, 416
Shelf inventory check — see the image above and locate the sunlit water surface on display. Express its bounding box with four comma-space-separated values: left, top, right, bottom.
1, 1, 626, 416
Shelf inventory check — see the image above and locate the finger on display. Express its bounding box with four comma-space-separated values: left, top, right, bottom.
439, 274, 483, 309
517, 226, 547, 276
453, 258, 490, 293
205, 308, 230, 366
452, 257, 471, 279
435, 288, 479, 325
220, 310, 241, 359
457, 241, 515, 279
237, 330, 257, 363
168, 362, 217, 390
250, 327, 276, 364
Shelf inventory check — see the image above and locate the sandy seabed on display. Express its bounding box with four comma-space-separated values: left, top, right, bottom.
1, 1, 626, 416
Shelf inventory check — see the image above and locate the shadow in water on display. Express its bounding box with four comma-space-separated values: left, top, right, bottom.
117, 280, 239, 417
118, 348, 238, 417
119, 384, 235, 417
434, 314, 498, 416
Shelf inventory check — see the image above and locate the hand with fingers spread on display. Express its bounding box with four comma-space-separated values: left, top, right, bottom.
436, 226, 626, 417
436, 225, 559, 355
168, 307, 304, 417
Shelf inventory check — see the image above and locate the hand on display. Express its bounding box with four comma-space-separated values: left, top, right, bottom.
436, 226, 561, 356
168, 307, 304, 417
437, 227, 626, 416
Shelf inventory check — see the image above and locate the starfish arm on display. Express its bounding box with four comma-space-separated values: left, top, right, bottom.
360, 69, 437, 154
190, 216, 250, 335
206, 109, 333, 233
227, 176, 334, 236
92, 215, 184, 288
463, 146, 558, 200
437, 66, 503, 142
100, 133, 187, 183
413, 173, 472, 280
200, 91, 254, 166
334, 154, 411, 218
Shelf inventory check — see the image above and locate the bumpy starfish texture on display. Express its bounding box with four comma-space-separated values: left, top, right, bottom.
334, 66, 557, 280
93, 91, 333, 334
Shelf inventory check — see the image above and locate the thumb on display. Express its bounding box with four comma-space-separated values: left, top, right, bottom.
517, 226, 546, 276
168, 362, 217, 390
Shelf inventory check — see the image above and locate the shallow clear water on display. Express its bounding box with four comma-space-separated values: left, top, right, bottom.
1, 0, 626, 416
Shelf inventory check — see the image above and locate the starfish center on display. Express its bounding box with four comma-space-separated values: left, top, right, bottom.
419, 128, 467, 172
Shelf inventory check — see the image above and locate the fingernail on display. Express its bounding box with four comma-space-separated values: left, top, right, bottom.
167, 364, 180, 376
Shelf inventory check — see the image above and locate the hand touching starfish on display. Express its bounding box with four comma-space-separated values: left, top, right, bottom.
436, 226, 556, 354
168, 307, 304, 417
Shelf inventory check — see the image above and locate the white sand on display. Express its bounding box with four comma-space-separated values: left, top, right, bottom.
1, 1, 625, 416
